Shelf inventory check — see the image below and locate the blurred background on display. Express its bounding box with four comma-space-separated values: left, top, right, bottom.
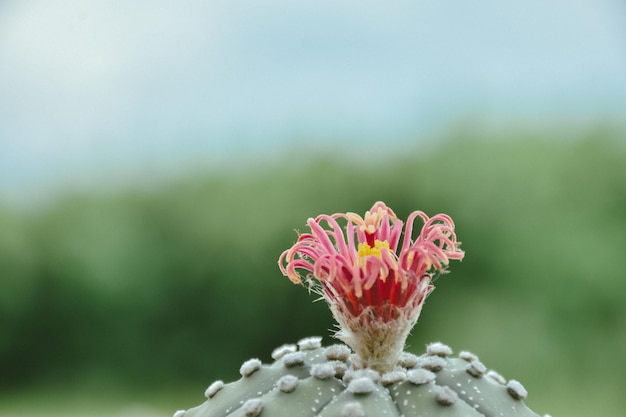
1, 1, 625, 416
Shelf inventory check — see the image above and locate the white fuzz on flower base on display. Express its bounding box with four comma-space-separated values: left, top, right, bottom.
332, 296, 428, 373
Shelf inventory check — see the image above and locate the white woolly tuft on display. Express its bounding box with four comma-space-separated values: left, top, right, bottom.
271, 344, 297, 360
381, 368, 407, 386
466, 360, 487, 378
297, 336, 323, 350
407, 368, 436, 385
459, 350, 479, 362
282, 351, 306, 367
397, 352, 419, 368
327, 360, 348, 378
239, 358, 262, 377
204, 380, 224, 398
242, 398, 264, 417
507, 379, 528, 400
277, 374, 299, 393
426, 342, 453, 357
343, 368, 381, 384
172, 410, 186, 417
310, 362, 337, 380
420, 355, 447, 372
346, 377, 377, 394
486, 370, 507, 385
325, 344, 352, 361
436, 385, 459, 405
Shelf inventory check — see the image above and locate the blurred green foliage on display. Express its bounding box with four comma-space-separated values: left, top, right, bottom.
1, 130, 625, 416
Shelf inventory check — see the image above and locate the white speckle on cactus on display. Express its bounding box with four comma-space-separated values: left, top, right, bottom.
486, 370, 507, 385
342, 401, 366, 417
426, 342, 453, 357
466, 360, 487, 378
506, 379, 528, 400
436, 385, 459, 405
277, 374, 299, 393
204, 380, 224, 398
242, 398, 264, 417
343, 368, 381, 384
381, 368, 407, 386
172, 410, 186, 417
420, 355, 447, 372
310, 362, 337, 380
459, 351, 478, 362
298, 336, 323, 350
325, 344, 352, 361
347, 377, 377, 394
271, 344, 297, 360
240, 358, 262, 377
406, 368, 436, 385
397, 352, 419, 368
282, 351, 306, 367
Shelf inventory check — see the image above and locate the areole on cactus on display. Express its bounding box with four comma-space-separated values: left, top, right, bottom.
174, 202, 549, 417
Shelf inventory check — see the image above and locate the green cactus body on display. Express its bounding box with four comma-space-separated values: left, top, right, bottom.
174, 337, 541, 417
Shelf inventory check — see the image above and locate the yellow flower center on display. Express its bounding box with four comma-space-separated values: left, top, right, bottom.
358, 240, 390, 259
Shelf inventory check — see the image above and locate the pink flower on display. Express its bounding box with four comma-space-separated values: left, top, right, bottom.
279, 202, 464, 372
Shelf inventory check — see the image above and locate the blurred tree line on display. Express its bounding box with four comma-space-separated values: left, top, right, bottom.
0, 131, 625, 413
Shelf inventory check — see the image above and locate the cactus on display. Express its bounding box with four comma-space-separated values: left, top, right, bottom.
174, 202, 549, 417
174, 337, 544, 417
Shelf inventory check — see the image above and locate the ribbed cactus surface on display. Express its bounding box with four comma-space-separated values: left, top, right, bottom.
173, 336, 542, 417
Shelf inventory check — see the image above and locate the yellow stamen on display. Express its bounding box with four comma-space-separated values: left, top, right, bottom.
358, 240, 390, 259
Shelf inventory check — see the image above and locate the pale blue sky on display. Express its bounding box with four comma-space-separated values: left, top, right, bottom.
1, 0, 625, 202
